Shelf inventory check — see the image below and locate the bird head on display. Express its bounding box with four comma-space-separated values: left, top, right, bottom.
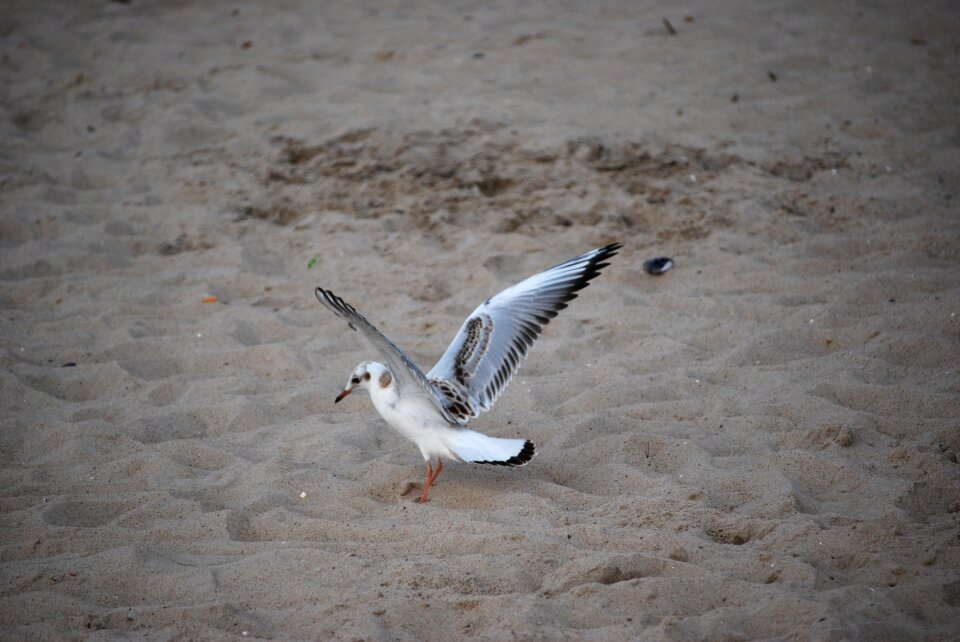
335, 361, 387, 403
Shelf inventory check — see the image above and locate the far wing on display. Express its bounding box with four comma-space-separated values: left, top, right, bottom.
426, 243, 621, 421
315, 288, 460, 424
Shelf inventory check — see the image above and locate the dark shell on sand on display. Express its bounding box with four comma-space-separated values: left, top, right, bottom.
643, 257, 674, 276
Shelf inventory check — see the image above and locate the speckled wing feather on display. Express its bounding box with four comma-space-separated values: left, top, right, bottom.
427, 243, 621, 422
315, 288, 460, 424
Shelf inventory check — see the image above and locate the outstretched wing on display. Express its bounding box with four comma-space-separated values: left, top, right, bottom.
315, 288, 460, 424
426, 243, 621, 422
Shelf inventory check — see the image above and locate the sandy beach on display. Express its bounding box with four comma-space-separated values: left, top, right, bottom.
1, 0, 959, 639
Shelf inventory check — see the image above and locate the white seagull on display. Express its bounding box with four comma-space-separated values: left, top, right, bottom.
315, 242, 621, 502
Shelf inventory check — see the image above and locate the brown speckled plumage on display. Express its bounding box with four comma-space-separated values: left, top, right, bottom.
453, 314, 493, 384
429, 377, 477, 422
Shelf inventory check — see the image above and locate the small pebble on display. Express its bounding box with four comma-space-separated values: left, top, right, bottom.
643, 257, 674, 276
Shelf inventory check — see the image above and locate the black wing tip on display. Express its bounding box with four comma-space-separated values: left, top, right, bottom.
315, 287, 347, 309
599, 241, 623, 255
589, 242, 622, 268
475, 440, 536, 467
584, 242, 622, 266
315, 287, 361, 330
554, 241, 622, 298
315, 286, 340, 310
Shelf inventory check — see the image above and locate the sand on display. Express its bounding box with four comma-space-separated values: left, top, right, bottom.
1, 0, 959, 639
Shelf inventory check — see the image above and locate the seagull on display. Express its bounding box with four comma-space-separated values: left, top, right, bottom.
315, 242, 621, 502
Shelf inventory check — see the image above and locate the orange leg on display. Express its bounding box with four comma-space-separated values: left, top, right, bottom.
418, 461, 433, 503
418, 458, 443, 503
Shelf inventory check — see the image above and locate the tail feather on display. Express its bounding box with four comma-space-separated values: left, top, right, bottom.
480, 439, 536, 467
448, 430, 536, 467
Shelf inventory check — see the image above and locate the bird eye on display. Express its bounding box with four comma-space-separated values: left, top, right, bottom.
351, 377, 360, 385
